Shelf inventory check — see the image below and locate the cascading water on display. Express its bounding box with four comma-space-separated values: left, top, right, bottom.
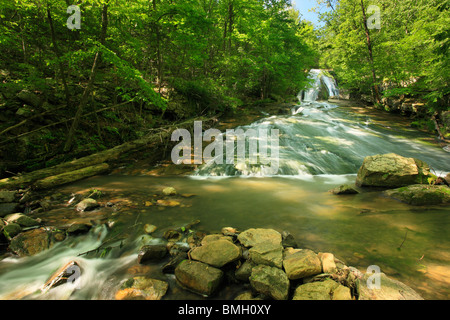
194, 70, 449, 178
298, 69, 340, 103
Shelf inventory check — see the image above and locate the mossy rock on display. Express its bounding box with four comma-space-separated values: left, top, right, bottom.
356, 153, 432, 188
384, 184, 450, 205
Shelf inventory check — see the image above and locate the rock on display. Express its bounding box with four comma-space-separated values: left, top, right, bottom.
283, 248, 322, 280
175, 260, 223, 297
115, 277, 168, 300
17, 89, 43, 108
248, 241, 283, 269
5, 213, 39, 227
9, 227, 56, 256
143, 224, 157, 234
357, 272, 423, 300
384, 184, 450, 205
221, 227, 238, 236
201, 234, 233, 245
249, 265, 289, 300
190, 239, 242, 268
330, 184, 359, 195
163, 229, 182, 242
293, 279, 351, 300
75, 198, 99, 212
318, 252, 337, 273
0, 203, 19, 217
234, 291, 264, 300
162, 252, 188, 274
137, 244, 168, 264
281, 231, 297, 248
333, 284, 353, 300
162, 187, 177, 196
356, 154, 432, 188
2, 223, 22, 239
445, 173, 450, 185
67, 223, 91, 235
237, 228, 282, 247
156, 199, 180, 207
0, 191, 16, 203
235, 260, 256, 282
42, 261, 81, 292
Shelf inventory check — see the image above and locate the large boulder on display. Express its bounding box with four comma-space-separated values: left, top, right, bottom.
237, 228, 282, 247
293, 279, 352, 300
384, 184, 450, 205
357, 272, 423, 300
175, 260, 223, 297
8, 227, 62, 256
249, 265, 290, 300
190, 239, 241, 268
283, 248, 322, 280
356, 154, 432, 188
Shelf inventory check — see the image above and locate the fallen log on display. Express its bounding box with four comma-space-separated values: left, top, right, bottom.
33, 163, 110, 190
0, 117, 216, 190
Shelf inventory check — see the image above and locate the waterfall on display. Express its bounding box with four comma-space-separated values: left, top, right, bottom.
299, 69, 340, 103
192, 70, 449, 178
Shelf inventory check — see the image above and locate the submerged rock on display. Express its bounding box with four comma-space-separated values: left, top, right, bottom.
175, 260, 223, 297
162, 187, 177, 196
67, 223, 91, 235
384, 184, 450, 205
75, 198, 99, 212
249, 265, 289, 300
143, 224, 157, 234
356, 154, 432, 188
115, 277, 168, 300
330, 184, 359, 195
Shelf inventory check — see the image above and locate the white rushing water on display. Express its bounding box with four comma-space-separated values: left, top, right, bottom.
195, 70, 449, 178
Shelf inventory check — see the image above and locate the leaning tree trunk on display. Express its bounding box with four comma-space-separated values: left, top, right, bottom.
63, 3, 109, 152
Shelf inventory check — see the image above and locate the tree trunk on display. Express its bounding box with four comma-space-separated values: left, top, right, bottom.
33, 163, 110, 190
360, 0, 380, 104
64, 3, 109, 152
0, 117, 216, 190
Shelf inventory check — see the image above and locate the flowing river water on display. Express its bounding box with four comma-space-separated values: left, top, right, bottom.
0, 73, 449, 300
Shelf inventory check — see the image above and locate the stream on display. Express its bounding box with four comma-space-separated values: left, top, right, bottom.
0, 72, 449, 300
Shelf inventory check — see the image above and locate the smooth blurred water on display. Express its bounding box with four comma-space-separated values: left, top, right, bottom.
0, 99, 449, 300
